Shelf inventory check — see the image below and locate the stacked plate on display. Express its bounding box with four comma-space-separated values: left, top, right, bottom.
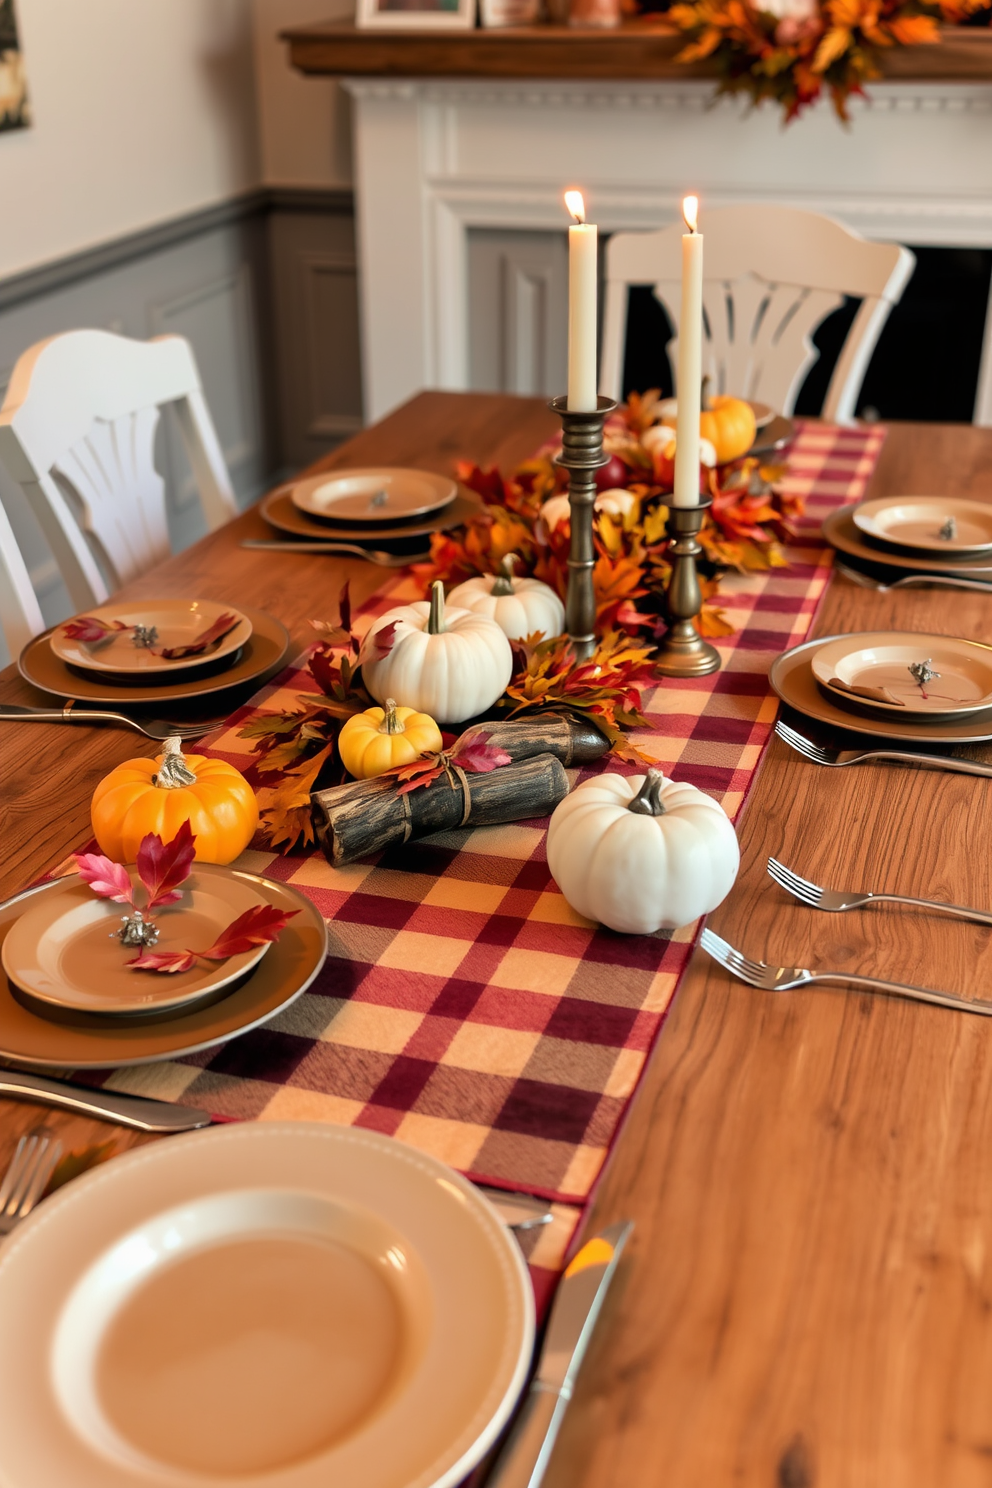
824, 494, 992, 582
0, 864, 328, 1068
262, 467, 482, 554
770, 630, 992, 745
20, 598, 290, 707
0, 1122, 533, 1488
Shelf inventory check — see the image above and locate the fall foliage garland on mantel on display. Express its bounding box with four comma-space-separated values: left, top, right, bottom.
653, 0, 992, 118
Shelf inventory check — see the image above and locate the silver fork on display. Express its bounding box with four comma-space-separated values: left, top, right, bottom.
0, 1130, 63, 1237
700, 927, 992, 1017
837, 563, 992, 594
767, 855, 992, 926
0, 704, 222, 741
241, 540, 429, 566
774, 718, 992, 779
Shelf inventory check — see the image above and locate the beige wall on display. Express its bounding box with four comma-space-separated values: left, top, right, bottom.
0, 0, 260, 280
252, 0, 354, 188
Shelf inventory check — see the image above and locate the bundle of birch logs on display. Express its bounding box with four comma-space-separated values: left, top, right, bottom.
311, 712, 609, 867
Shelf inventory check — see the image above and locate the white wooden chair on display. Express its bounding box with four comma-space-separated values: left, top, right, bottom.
600, 206, 915, 423
0, 330, 237, 650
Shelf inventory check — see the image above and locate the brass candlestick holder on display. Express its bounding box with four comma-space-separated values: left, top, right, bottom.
655, 496, 722, 678
550, 394, 617, 663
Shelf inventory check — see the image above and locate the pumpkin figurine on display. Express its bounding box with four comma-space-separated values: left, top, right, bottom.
546, 767, 739, 934
338, 698, 443, 780
447, 556, 565, 643
360, 580, 513, 725
91, 737, 259, 864
662, 378, 756, 465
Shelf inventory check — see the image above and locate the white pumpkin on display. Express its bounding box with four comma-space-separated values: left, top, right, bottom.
539, 487, 638, 535
546, 768, 739, 934
360, 579, 513, 725
447, 556, 565, 643
641, 425, 718, 468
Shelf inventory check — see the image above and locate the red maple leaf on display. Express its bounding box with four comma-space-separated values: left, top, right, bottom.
62, 616, 127, 643
156, 612, 240, 661
450, 733, 512, 774
126, 903, 298, 973
136, 820, 197, 910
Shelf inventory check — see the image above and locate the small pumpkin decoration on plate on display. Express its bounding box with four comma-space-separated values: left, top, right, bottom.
447, 556, 565, 644
91, 737, 259, 865
338, 698, 443, 780
546, 768, 739, 934
662, 379, 757, 465
360, 580, 513, 725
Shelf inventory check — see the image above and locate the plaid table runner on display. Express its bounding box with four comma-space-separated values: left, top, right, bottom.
88, 421, 884, 1279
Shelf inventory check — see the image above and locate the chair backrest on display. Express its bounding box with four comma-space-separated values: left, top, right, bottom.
0, 330, 238, 626
600, 206, 915, 423
0, 495, 45, 660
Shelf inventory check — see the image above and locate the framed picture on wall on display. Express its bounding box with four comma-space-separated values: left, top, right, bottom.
356, 0, 475, 29
0, 0, 29, 134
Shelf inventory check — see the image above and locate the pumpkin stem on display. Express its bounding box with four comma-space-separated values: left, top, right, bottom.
379, 699, 404, 735
701, 374, 713, 413
153, 736, 197, 791
491, 554, 517, 597
428, 580, 446, 635
628, 768, 668, 817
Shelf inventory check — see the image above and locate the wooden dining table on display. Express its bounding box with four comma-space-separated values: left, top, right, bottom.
2, 392, 992, 1487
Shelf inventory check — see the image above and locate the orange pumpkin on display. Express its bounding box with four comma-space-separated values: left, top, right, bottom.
662, 381, 757, 465
91, 737, 258, 864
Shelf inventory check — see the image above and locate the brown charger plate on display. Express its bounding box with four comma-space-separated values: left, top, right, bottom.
261, 485, 484, 543
19, 605, 290, 705
0, 868, 328, 1069
770, 634, 992, 745
822, 505, 992, 578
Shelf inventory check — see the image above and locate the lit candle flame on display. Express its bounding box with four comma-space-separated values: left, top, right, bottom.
682, 195, 699, 233
564, 189, 586, 225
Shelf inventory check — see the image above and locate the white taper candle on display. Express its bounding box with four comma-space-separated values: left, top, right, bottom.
673, 195, 703, 507
565, 189, 598, 412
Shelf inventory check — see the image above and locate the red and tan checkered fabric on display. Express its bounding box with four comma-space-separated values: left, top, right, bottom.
97, 423, 884, 1235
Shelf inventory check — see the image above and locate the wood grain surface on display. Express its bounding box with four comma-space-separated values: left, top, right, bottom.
2, 396, 992, 1486
283, 19, 992, 83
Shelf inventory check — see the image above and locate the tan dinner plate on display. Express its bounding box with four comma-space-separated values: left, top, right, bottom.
50, 600, 253, 675
19, 605, 290, 705
0, 869, 327, 1067
290, 467, 457, 523
261, 485, 484, 544
0, 1123, 533, 1488
2, 870, 270, 1020
771, 635, 992, 745
810, 632, 992, 721
822, 505, 992, 578
852, 496, 992, 557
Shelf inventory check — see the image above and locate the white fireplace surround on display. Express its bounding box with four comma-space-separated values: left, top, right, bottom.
344, 77, 992, 425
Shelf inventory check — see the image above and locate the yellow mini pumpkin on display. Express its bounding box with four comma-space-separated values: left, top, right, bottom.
338, 698, 443, 780
663, 379, 757, 465
91, 737, 259, 864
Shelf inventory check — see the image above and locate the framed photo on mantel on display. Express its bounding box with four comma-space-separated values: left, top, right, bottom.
355, 0, 475, 29
0, 0, 29, 134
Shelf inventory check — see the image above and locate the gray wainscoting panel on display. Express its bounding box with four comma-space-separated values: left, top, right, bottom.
268, 201, 363, 472
468, 228, 568, 398
0, 188, 361, 668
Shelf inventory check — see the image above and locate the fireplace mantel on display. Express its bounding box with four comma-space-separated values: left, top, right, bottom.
280, 26, 992, 428
284, 19, 992, 83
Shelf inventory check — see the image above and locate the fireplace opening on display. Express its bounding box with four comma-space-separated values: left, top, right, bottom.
621, 245, 992, 423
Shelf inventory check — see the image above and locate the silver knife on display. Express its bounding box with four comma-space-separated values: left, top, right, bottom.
487, 1219, 633, 1488
0, 1069, 212, 1133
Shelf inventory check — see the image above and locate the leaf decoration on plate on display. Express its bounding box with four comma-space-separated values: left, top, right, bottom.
126, 903, 298, 973
73, 852, 135, 906
62, 616, 129, 644
155, 612, 240, 661
136, 820, 197, 910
